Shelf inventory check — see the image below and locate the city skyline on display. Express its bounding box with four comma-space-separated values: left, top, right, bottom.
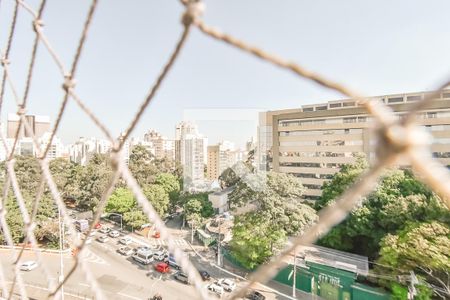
0, 0, 449, 145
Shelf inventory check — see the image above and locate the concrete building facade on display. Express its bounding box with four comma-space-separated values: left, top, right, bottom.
183, 133, 206, 186
206, 141, 236, 181
7, 114, 50, 139
143, 129, 175, 160
261, 89, 450, 200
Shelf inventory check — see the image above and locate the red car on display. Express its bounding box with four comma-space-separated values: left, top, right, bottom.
94, 223, 102, 229
155, 262, 170, 273
153, 231, 160, 238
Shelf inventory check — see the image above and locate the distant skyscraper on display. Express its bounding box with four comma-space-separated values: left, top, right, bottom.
183, 133, 206, 185
7, 113, 50, 139
175, 121, 199, 164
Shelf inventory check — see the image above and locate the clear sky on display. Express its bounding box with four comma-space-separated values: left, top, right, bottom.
1, 0, 449, 147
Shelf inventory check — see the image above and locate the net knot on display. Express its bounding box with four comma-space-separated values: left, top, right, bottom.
32, 19, 44, 32
0, 57, 9, 66
17, 106, 26, 116
376, 123, 432, 159
62, 74, 76, 91
182, 0, 204, 26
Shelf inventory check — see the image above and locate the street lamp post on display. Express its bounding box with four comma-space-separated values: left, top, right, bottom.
292, 248, 297, 298
58, 206, 65, 300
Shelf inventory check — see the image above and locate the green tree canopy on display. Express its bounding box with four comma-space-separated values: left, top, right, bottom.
155, 173, 181, 208
230, 212, 286, 269
123, 210, 148, 229
106, 187, 136, 214
318, 157, 449, 259
376, 221, 450, 296
77, 153, 113, 210
229, 171, 316, 235
129, 145, 159, 186
143, 184, 170, 217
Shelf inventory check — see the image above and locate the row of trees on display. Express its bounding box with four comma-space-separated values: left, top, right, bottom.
222, 156, 449, 298
0, 145, 185, 245
316, 156, 450, 297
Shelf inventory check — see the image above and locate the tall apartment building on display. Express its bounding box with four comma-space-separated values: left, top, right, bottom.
175, 121, 199, 164
183, 133, 206, 185
7, 113, 50, 139
207, 141, 236, 181
261, 89, 450, 200
39, 132, 65, 159
143, 129, 175, 160
69, 137, 112, 165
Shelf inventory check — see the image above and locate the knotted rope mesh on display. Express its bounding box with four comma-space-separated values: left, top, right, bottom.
0, 0, 449, 299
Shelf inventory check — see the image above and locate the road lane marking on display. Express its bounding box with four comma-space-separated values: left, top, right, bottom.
117, 292, 142, 300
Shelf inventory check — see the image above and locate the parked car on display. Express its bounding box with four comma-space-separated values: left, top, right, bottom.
154, 262, 170, 273
88, 230, 96, 237
218, 278, 236, 292
153, 249, 168, 261
20, 261, 38, 271
207, 283, 224, 297
94, 223, 102, 229
153, 231, 160, 238
167, 257, 181, 270
199, 270, 211, 281
118, 246, 133, 256
85, 238, 92, 245
108, 230, 120, 238
99, 227, 110, 234
132, 249, 154, 265
134, 245, 151, 253
97, 235, 109, 243
246, 290, 266, 300
119, 236, 132, 245
174, 271, 190, 284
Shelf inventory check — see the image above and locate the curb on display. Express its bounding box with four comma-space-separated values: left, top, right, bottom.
0, 245, 70, 254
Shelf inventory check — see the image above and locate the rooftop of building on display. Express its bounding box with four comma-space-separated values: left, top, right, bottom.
286, 241, 369, 276
265, 88, 450, 115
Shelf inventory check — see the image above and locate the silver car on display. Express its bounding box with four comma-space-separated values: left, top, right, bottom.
20, 261, 38, 271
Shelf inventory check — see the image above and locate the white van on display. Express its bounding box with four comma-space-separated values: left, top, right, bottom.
132, 249, 154, 265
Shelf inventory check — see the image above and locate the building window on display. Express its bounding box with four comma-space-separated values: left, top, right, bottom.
343, 117, 357, 123
407, 95, 422, 102
303, 107, 314, 112
316, 106, 327, 111
387, 97, 403, 104
329, 103, 342, 108
442, 92, 450, 99
425, 112, 437, 119
343, 102, 355, 107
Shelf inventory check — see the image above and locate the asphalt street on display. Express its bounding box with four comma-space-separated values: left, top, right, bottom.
0, 217, 299, 300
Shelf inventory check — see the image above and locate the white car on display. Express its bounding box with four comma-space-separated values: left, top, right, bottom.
218, 278, 236, 292
20, 261, 38, 271
119, 236, 132, 245
97, 235, 109, 243
207, 283, 224, 297
153, 249, 168, 261
108, 230, 120, 238
99, 227, 111, 234
118, 246, 133, 256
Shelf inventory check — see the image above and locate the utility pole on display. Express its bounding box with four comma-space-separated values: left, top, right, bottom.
58, 206, 65, 300
292, 248, 297, 298
217, 217, 221, 266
